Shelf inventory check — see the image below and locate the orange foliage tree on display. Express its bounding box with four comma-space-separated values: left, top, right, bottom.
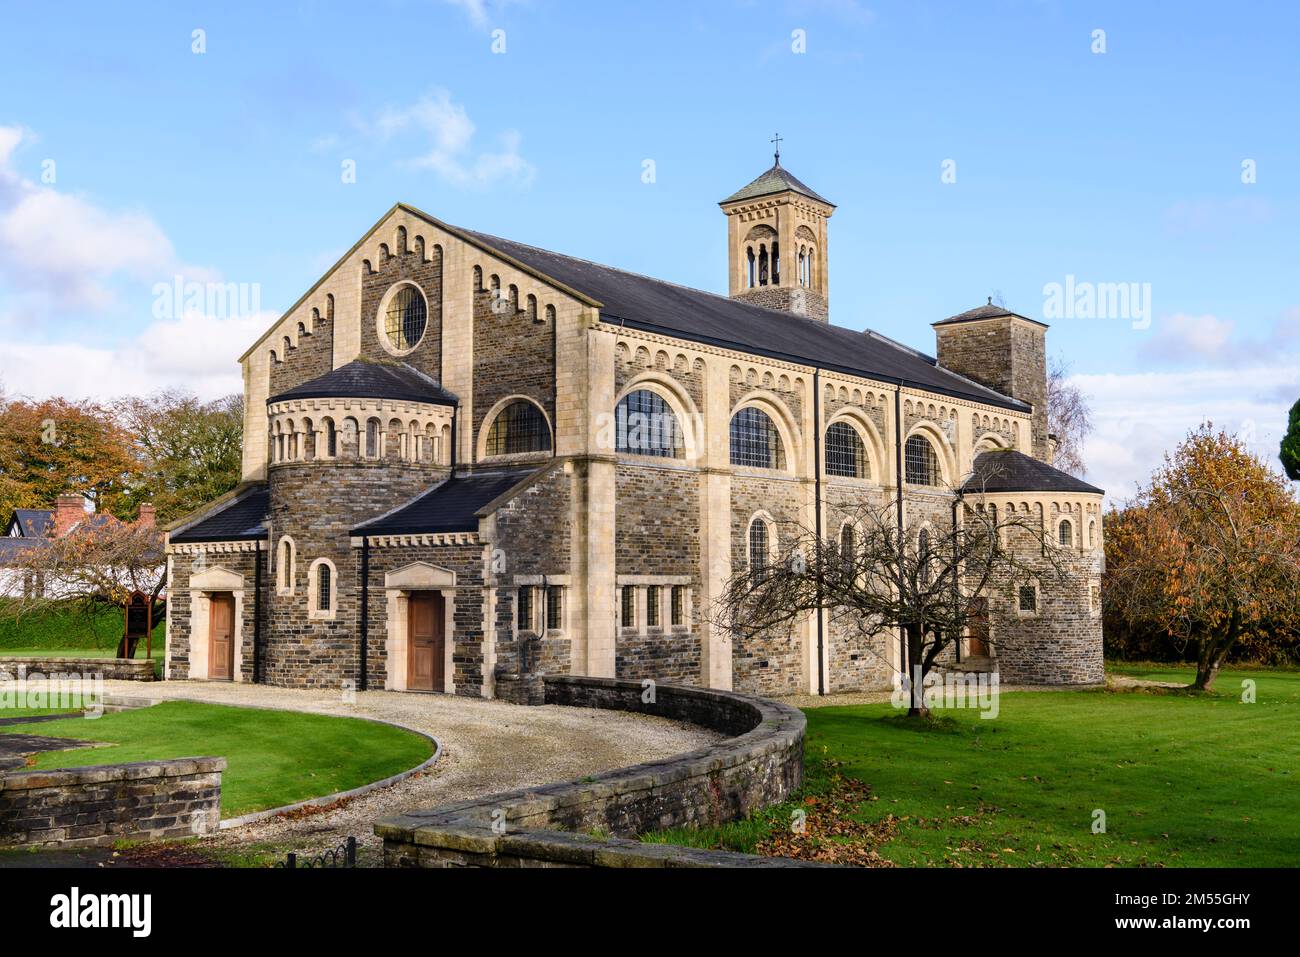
1105, 425, 1300, 690
0, 395, 137, 521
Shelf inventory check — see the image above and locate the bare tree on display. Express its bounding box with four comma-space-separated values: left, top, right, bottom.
1047, 355, 1093, 477
715, 491, 1066, 717
3, 513, 164, 659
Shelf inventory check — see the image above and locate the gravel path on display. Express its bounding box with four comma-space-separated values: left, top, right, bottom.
94, 680, 722, 865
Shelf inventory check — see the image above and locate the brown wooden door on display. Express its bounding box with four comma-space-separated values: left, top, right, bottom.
408, 593, 444, 692
209, 593, 235, 680
968, 597, 989, 657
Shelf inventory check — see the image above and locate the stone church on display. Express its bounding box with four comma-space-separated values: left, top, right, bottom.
164, 154, 1105, 700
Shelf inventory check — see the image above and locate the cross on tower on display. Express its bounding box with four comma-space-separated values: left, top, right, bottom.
771, 133, 782, 165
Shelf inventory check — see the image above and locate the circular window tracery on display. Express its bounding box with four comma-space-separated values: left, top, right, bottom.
382, 284, 427, 353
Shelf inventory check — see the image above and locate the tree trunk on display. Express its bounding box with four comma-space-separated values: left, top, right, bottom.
904, 623, 929, 718
1191, 615, 1240, 691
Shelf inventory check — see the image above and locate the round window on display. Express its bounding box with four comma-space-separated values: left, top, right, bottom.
382, 285, 427, 352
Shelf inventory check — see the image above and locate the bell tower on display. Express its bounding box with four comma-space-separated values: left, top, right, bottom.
720, 137, 835, 322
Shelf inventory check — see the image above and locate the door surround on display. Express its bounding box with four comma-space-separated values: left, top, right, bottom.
188, 565, 246, 681
384, 562, 456, 693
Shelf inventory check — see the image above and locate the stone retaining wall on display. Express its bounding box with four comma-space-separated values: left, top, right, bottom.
0, 657, 156, 681
0, 757, 225, 848
377, 676, 810, 867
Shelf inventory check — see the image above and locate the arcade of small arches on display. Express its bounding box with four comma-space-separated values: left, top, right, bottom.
740, 224, 818, 290
969, 498, 1103, 554
267, 398, 454, 467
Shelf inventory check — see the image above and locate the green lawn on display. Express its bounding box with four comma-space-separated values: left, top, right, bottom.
648, 666, 1299, 867
1, 601, 165, 676
21, 701, 434, 818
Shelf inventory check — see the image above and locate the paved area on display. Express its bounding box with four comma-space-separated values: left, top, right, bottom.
0, 731, 98, 770
88, 679, 722, 865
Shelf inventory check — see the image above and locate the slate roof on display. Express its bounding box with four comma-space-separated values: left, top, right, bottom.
8, 509, 53, 538
720, 162, 835, 206
268, 358, 458, 407
934, 299, 1047, 328
962, 449, 1103, 495
0, 536, 43, 564
169, 486, 270, 544
458, 228, 1029, 412
353, 471, 537, 536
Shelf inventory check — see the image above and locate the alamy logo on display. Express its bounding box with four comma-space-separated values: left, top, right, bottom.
49, 887, 152, 937
1042, 274, 1152, 329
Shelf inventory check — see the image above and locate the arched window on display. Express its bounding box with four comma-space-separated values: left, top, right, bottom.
342, 417, 358, 457
526, 294, 538, 323
730, 407, 784, 469
825, 421, 869, 478
904, 434, 940, 486
277, 537, 296, 595
317, 563, 331, 611
616, 389, 684, 458
1058, 519, 1073, 547
839, 523, 855, 571
747, 247, 756, 288
365, 418, 380, 458
748, 518, 770, 578
1088, 520, 1096, 549
771, 240, 779, 284
485, 400, 551, 456
308, 558, 337, 620
323, 418, 337, 458
759, 245, 769, 286
473, 265, 483, 291
383, 284, 427, 352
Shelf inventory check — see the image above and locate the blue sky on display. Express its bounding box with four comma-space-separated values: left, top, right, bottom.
1, 0, 1296, 498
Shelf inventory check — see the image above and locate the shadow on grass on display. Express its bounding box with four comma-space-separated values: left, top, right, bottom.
878, 713, 964, 734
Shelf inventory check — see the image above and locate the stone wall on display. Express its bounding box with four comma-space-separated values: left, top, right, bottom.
359, 236, 444, 380
265, 460, 440, 689
362, 540, 489, 696
985, 532, 1104, 685
165, 548, 263, 682
376, 676, 806, 868
471, 281, 556, 450
0, 757, 225, 848
0, 657, 155, 682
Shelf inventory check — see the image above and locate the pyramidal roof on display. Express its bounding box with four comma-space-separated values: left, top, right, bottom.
720, 161, 834, 207
935, 298, 1048, 328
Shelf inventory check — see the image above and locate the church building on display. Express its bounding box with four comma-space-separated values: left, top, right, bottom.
164, 153, 1105, 699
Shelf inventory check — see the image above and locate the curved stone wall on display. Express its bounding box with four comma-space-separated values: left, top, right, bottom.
376, 676, 809, 868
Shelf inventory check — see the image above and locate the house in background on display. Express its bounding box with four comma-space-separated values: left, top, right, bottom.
1, 496, 157, 599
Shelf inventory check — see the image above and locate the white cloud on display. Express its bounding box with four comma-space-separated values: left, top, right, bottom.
1140, 309, 1299, 367
0, 309, 273, 402
0, 125, 208, 312
1139, 312, 1235, 363
357, 88, 535, 189
1074, 363, 1299, 504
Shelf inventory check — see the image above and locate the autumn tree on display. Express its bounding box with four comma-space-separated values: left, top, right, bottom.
1105, 425, 1300, 690
114, 391, 244, 524
1281, 397, 1300, 481
715, 494, 1064, 717
1046, 355, 1094, 477
0, 396, 137, 521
